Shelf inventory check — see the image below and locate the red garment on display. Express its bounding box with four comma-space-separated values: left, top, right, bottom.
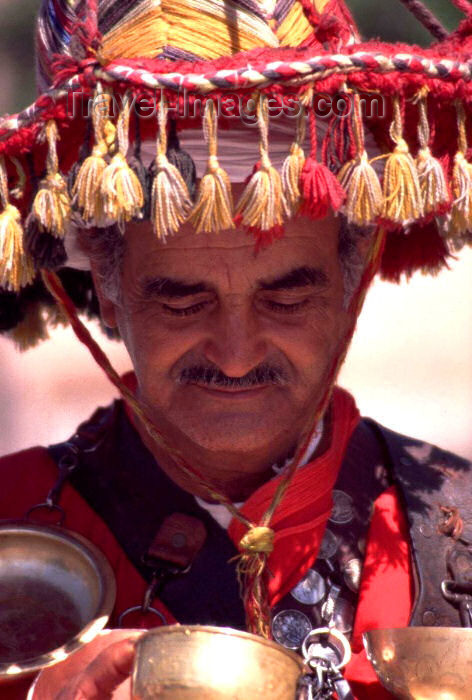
228, 387, 361, 605
0, 393, 413, 699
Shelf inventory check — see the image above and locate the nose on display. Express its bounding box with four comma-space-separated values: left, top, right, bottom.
202, 304, 268, 378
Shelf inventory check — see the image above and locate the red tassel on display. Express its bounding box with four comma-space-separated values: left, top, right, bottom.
299, 157, 345, 219
379, 220, 451, 283
249, 225, 285, 253
234, 212, 284, 252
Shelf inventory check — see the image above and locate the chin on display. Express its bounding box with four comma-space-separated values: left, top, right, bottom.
165, 412, 291, 456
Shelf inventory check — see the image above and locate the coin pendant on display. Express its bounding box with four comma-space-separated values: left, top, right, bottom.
271, 609, 313, 650
291, 569, 327, 605
329, 490, 354, 524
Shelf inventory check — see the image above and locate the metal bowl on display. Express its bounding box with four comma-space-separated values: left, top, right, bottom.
363, 627, 472, 699
132, 625, 304, 700
0, 520, 116, 679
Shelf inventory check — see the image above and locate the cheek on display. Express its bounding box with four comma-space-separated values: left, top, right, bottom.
115, 307, 202, 392
270, 308, 348, 379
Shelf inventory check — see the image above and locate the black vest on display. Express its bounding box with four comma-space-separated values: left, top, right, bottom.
48, 401, 472, 630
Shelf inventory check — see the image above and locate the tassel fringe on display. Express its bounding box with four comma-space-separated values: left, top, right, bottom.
9, 301, 49, 350
188, 100, 234, 233
72, 89, 116, 226
281, 107, 306, 216
337, 94, 382, 226
448, 151, 472, 240
300, 158, 345, 219
150, 98, 192, 240
299, 107, 345, 219
338, 151, 382, 226
167, 120, 197, 200
416, 98, 450, 217
447, 102, 472, 247
381, 98, 423, 225
25, 216, 67, 270
0, 204, 34, 291
32, 121, 71, 238
416, 148, 450, 217
102, 153, 144, 225
102, 96, 144, 226
0, 157, 34, 292
236, 96, 288, 236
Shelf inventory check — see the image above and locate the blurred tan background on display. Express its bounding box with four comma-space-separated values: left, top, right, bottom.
0, 1, 471, 459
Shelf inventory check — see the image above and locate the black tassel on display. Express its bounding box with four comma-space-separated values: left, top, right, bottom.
167, 119, 197, 200
25, 216, 67, 270
68, 120, 93, 195
0, 288, 24, 331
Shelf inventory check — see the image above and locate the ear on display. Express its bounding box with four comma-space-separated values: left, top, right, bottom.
90, 261, 119, 329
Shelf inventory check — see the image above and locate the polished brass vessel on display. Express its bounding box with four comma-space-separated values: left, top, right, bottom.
132, 625, 304, 700
0, 521, 116, 679
363, 627, 472, 699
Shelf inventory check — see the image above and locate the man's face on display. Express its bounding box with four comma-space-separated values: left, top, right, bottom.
96, 211, 350, 461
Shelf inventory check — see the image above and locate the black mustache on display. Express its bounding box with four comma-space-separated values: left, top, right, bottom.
178, 364, 288, 388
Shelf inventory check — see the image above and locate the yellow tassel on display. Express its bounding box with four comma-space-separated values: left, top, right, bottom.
72, 89, 116, 226
0, 158, 34, 292
102, 95, 144, 226
32, 121, 71, 237
338, 151, 383, 226
236, 95, 288, 231
448, 151, 472, 239
382, 97, 423, 224
416, 148, 449, 216
416, 99, 449, 216
281, 106, 306, 215
188, 100, 234, 233
151, 98, 192, 240
239, 526, 274, 555
337, 94, 383, 226
0, 204, 34, 291
447, 102, 472, 246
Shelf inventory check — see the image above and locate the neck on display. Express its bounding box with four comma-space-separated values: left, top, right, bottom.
132, 409, 329, 504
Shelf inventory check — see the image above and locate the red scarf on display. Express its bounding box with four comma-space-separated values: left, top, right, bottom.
228, 387, 360, 605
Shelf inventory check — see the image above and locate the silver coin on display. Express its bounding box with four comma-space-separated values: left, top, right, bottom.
329, 489, 354, 524
271, 609, 313, 650
330, 597, 355, 635
291, 569, 327, 605
343, 558, 362, 592
318, 529, 339, 561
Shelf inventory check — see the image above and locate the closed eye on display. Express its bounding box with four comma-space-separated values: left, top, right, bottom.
262, 299, 310, 314
162, 300, 212, 316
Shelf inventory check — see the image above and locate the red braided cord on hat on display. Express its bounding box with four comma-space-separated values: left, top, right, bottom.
451, 0, 472, 15
396, 0, 449, 40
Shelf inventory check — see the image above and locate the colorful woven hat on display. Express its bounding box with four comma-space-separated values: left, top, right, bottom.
1, 0, 472, 344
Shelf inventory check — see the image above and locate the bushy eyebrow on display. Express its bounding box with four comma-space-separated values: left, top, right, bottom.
142, 277, 214, 299
141, 265, 329, 299
258, 266, 330, 291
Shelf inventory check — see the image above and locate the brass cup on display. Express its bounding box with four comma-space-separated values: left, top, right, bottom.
132, 625, 304, 700
0, 521, 116, 680
363, 627, 472, 699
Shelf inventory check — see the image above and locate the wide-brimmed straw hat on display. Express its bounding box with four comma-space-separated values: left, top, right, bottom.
1, 0, 472, 345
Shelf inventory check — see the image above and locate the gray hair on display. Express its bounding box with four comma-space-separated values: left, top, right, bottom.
81, 217, 373, 310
